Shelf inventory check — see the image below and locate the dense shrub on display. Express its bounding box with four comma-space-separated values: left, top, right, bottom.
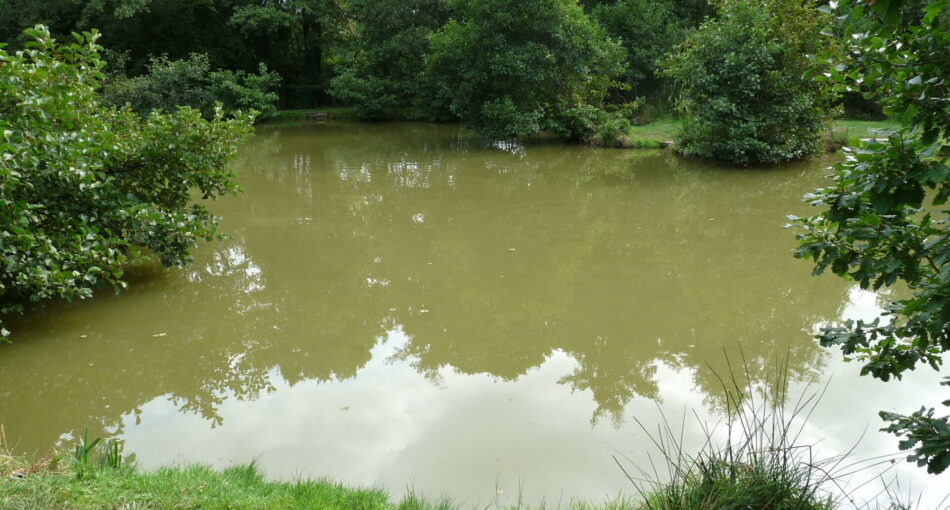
102, 53, 280, 119
102, 53, 213, 114
0, 26, 254, 339
208, 64, 282, 120
426, 0, 625, 140
661, 0, 838, 165
596, 116, 634, 148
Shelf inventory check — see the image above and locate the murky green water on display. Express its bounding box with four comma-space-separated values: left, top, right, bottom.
1, 123, 946, 504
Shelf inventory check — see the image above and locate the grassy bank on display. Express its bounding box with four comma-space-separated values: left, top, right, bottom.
2, 442, 613, 510
0, 460, 839, 510
2, 463, 400, 510
0, 430, 841, 510
835, 119, 901, 138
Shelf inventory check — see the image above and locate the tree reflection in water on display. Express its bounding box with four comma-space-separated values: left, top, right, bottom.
2, 123, 858, 481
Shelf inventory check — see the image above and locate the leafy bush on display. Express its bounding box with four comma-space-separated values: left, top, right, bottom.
329, 67, 400, 121
0, 26, 254, 339
793, 0, 949, 474
596, 116, 634, 148
102, 53, 213, 113
880, 381, 950, 475
557, 105, 636, 148
426, 0, 625, 140
208, 63, 281, 120
548, 103, 607, 143
661, 0, 838, 165
102, 53, 280, 120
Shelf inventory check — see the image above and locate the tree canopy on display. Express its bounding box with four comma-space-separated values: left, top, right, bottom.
590, 0, 685, 99
101, 53, 281, 119
329, 0, 453, 121
0, 0, 343, 108
425, 0, 626, 140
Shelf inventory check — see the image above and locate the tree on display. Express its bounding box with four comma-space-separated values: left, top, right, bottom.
590, 0, 685, 99
0, 0, 154, 40
661, 0, 838, 165
227, 0, 347, 107
329, 0, 453, 121
102, 53, 281, 119
0, 0, 348, 109
792, 0, 949, 474
0, 26, 254, 339
425, 0, 625, 140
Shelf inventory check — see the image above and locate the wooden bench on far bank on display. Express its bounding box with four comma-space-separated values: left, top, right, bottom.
306, 111, 328, 122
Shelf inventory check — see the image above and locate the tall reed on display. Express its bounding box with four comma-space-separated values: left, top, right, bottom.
616, 353, 871, 510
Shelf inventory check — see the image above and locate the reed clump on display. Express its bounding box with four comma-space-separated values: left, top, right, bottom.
617, 356, 900, 510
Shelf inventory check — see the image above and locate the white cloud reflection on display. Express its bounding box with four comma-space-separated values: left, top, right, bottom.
118, 290, 949, 507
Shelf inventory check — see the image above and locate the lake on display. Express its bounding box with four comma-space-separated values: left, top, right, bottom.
1, 123, 947, 506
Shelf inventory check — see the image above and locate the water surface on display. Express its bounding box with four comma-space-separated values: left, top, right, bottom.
2, 123, 947, 505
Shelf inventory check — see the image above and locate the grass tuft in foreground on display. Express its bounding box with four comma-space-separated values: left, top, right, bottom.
618, 356, 875, 510
2, 463, 400, 510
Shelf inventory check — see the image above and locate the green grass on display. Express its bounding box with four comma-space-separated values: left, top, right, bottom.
0, 451, 841, 510
620, 360, 839, 510
1, 464, 396, 510
0, 434, 636, 510
0, 421, 864, 510
0, 424, 875, 510
835, 119, 900, 138
0, 462, 645, 510
617, 117, 899, 147
625, 118, 681, 141
621, 137, 666, 149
